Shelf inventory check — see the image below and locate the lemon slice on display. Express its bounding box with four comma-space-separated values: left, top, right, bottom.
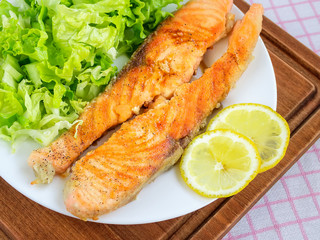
180, 129, 261, 198
207, 103, 290, 172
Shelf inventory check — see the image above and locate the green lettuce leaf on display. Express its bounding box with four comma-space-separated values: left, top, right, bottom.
0, 0, 182, 146
0, 89, 23, 119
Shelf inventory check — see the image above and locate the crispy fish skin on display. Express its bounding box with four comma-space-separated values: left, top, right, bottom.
28, 0, 234, 184
64, 4, 264, 220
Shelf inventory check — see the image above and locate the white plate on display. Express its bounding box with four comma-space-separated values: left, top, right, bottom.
0, 4, 276, 225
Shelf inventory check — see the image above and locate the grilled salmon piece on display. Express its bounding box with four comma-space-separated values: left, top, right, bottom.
28, 0, 234, 184
64, 4, 264, 220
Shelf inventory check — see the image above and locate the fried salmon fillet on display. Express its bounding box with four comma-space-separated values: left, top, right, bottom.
64, 4, 264, 220
28, 0, 234, 184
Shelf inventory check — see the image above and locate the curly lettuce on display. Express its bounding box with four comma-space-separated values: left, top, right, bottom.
0, 0, 182, 146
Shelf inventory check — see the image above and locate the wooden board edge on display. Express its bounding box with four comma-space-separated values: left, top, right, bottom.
268, 51, 317, 119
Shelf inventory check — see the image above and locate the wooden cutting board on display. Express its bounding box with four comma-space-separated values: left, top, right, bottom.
1, 1, 319, 239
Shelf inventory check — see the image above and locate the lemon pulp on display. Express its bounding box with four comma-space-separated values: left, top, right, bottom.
180, 129, 261, 198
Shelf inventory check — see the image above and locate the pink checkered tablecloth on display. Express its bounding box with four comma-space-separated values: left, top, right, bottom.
223, 1, 320, 240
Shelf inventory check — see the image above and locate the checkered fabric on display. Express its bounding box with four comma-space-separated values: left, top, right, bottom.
223, 1, 320, 239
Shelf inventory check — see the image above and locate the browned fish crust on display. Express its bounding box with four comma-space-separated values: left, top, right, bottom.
28, 0, 234, 184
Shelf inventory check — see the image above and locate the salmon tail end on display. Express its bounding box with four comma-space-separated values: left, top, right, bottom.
28, 152, 56, 184
228, 4, 264, 59
225, 4, 264, 88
